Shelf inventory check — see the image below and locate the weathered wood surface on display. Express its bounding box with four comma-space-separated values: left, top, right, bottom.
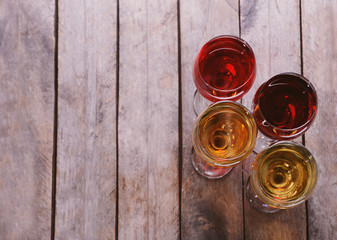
1, 0, 336, 239
302, 1, 337, 239
180, 1, 244, 239
241, 0, 307, 239
118, 0, 179, 239
0, 1, 55, 239
56, 0, 117, 239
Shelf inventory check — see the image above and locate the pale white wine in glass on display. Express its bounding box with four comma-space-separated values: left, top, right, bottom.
247, 141, 317, 212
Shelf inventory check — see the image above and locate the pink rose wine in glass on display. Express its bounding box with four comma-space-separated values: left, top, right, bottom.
193, 36, 256, 114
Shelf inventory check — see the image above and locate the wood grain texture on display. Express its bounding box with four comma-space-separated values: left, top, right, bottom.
241, 0, 307, 239
56, 0, 117, 239
0, 1, 54, 239
180, 1, 244, 239
118, 0, 179, 239
302, 1, 337, 239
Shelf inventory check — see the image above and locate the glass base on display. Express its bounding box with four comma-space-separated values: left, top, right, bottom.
193, 90, 213, 116
191, 148, 232, 179
253, 132, 276, 153
246, 176, 280, 213
242, 151, 257, 175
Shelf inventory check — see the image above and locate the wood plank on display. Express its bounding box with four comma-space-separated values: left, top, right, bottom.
0, 1, 54, 239
241, 0, 307, 239
55, 0, 117, 239
118, 0, 179, 239
180, 1, 244, 239
302, 1, 337, 239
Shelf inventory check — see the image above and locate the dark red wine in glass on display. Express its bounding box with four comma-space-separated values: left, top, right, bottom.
193, 35, 256, 103
253, 73, 318, 140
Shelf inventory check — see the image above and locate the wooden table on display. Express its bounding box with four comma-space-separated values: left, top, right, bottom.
1, 0, 336, 239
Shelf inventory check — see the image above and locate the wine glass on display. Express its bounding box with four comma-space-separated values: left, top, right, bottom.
252, 72, 318, 151
192, 101, 257, 179
246, 141, 317, 213
193, 35, 256, 115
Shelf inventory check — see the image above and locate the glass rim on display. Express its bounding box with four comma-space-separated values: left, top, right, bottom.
193, 100, 257, 166
251, 141, 318, 208
194, 35, 256, 94
256, 72, 318, 132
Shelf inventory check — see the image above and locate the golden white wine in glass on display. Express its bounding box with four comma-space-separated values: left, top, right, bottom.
246, 141, 317, 213
192, 101, 257, 179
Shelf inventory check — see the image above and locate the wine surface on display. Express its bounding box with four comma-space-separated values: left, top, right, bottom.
253, 73, 317, 139
258, 146, 314, 201
198, 48, 252, 91
258, 74, 316, 129
198, 107, 255, 160
194, 36, 255, 102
